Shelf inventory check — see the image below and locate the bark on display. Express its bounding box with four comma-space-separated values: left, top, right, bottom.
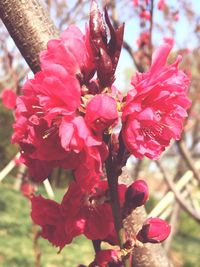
0, 1, 173, 266
122, 170, 173, 267
0, 0, 59, 73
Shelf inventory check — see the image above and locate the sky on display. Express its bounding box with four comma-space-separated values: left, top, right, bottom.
114, 0, 200, 90
2, 0, 200, 90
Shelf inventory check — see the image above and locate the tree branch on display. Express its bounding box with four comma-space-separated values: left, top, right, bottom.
177, 140, 200, 185
157, 161, 200, 223
122, 169, 173, 267
0, 0, 59, 73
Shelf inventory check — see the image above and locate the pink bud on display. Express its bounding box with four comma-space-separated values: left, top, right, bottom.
21, 183, 36, 199
139, 11, 151, 21
1, 88, 17, 109
123, 180, 149, 216
136, 218, 171, 243
157, 0, 165, 10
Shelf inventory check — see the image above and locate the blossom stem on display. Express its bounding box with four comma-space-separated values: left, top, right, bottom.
92, 240, 101, 253
105, 140, 130, 267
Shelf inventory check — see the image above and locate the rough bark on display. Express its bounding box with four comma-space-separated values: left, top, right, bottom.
0, 1, 173, 266
0, 0, 59, 73
122, 170, 173, 267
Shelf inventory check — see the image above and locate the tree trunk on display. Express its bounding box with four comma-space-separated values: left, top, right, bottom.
0, 1, 173, 266
0, 0, 59, 73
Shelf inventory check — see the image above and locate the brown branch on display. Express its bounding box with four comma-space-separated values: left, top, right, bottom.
149, 0, 154, 57
105, 147, 130, 267
177, 140, 200, 185
157, 161, 200, 223
123, 41, 145, 73
122, 169, 173, 267
0, 0, 59, 73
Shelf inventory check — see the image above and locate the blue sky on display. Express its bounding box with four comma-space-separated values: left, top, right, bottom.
114, 0, 200, 90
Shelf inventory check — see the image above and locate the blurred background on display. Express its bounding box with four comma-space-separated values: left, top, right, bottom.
0, 0, 200, 266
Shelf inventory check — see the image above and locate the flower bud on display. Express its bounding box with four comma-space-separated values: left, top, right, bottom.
123, 180, 149, 217
136, 218, 171, 243
1, 88, 17, 109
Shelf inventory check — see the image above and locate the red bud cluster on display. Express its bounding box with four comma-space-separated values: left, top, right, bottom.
89, 0, 124, 88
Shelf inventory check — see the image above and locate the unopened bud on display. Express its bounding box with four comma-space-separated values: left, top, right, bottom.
136, 218, 171, 243
123, 180, 149, 217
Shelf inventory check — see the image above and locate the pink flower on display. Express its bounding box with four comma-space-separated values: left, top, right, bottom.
157, 0, 165, 10
12, 60, 107, 188
31, 195, 72, 250
139, 10, 151, 21
85, 94, 118, 134
1, 88, 17, 109
132, 0, 138, 7
40, 25, 95, 82
59, 116, 101, 153
122, 38, 191, 159
21, 183, 36, 199
173, 12, 180, 21
136, 218, 171, 243
89, 250, 121, 267
123, 179, 149, 217
136, 32, 150, 48
61, 181, 114, 241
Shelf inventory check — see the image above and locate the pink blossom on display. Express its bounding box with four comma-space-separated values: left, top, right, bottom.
157, 0, 165, 10
89, 250, 121, 267
85, 94, 118, 134
12, 60, 107, 188
173, 12, 180, 21
136, 32, 150, 48
40, 25, 95, 82
123, 179, 149, 216
21, 182, 36, 199
139, 10, 151, 21
1, 88, 17, 109
61, 181, 114, 241
136, 217, 171, 243
122, 38, 191, 159
132, 0, 138, 7
31, 195, 72, 249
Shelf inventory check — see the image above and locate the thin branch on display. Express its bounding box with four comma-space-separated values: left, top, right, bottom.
149, 0, 154, 57
123, 41, 145, 72
177, 140, 200, 185
157, 161, 200, 223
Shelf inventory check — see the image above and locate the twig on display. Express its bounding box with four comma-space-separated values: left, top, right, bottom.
105, 138, 130, 267
123, 41, 145, 72
32, 223, 41, 267
177, 140, 200, 185
149, 0, 154, 57
157, 161, 200, 223
149, 168, 194, 218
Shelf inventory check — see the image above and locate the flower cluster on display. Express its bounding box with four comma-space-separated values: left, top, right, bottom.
12, 1, 190, 266
122, 38, 191, 159
31, 179, 170, 253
